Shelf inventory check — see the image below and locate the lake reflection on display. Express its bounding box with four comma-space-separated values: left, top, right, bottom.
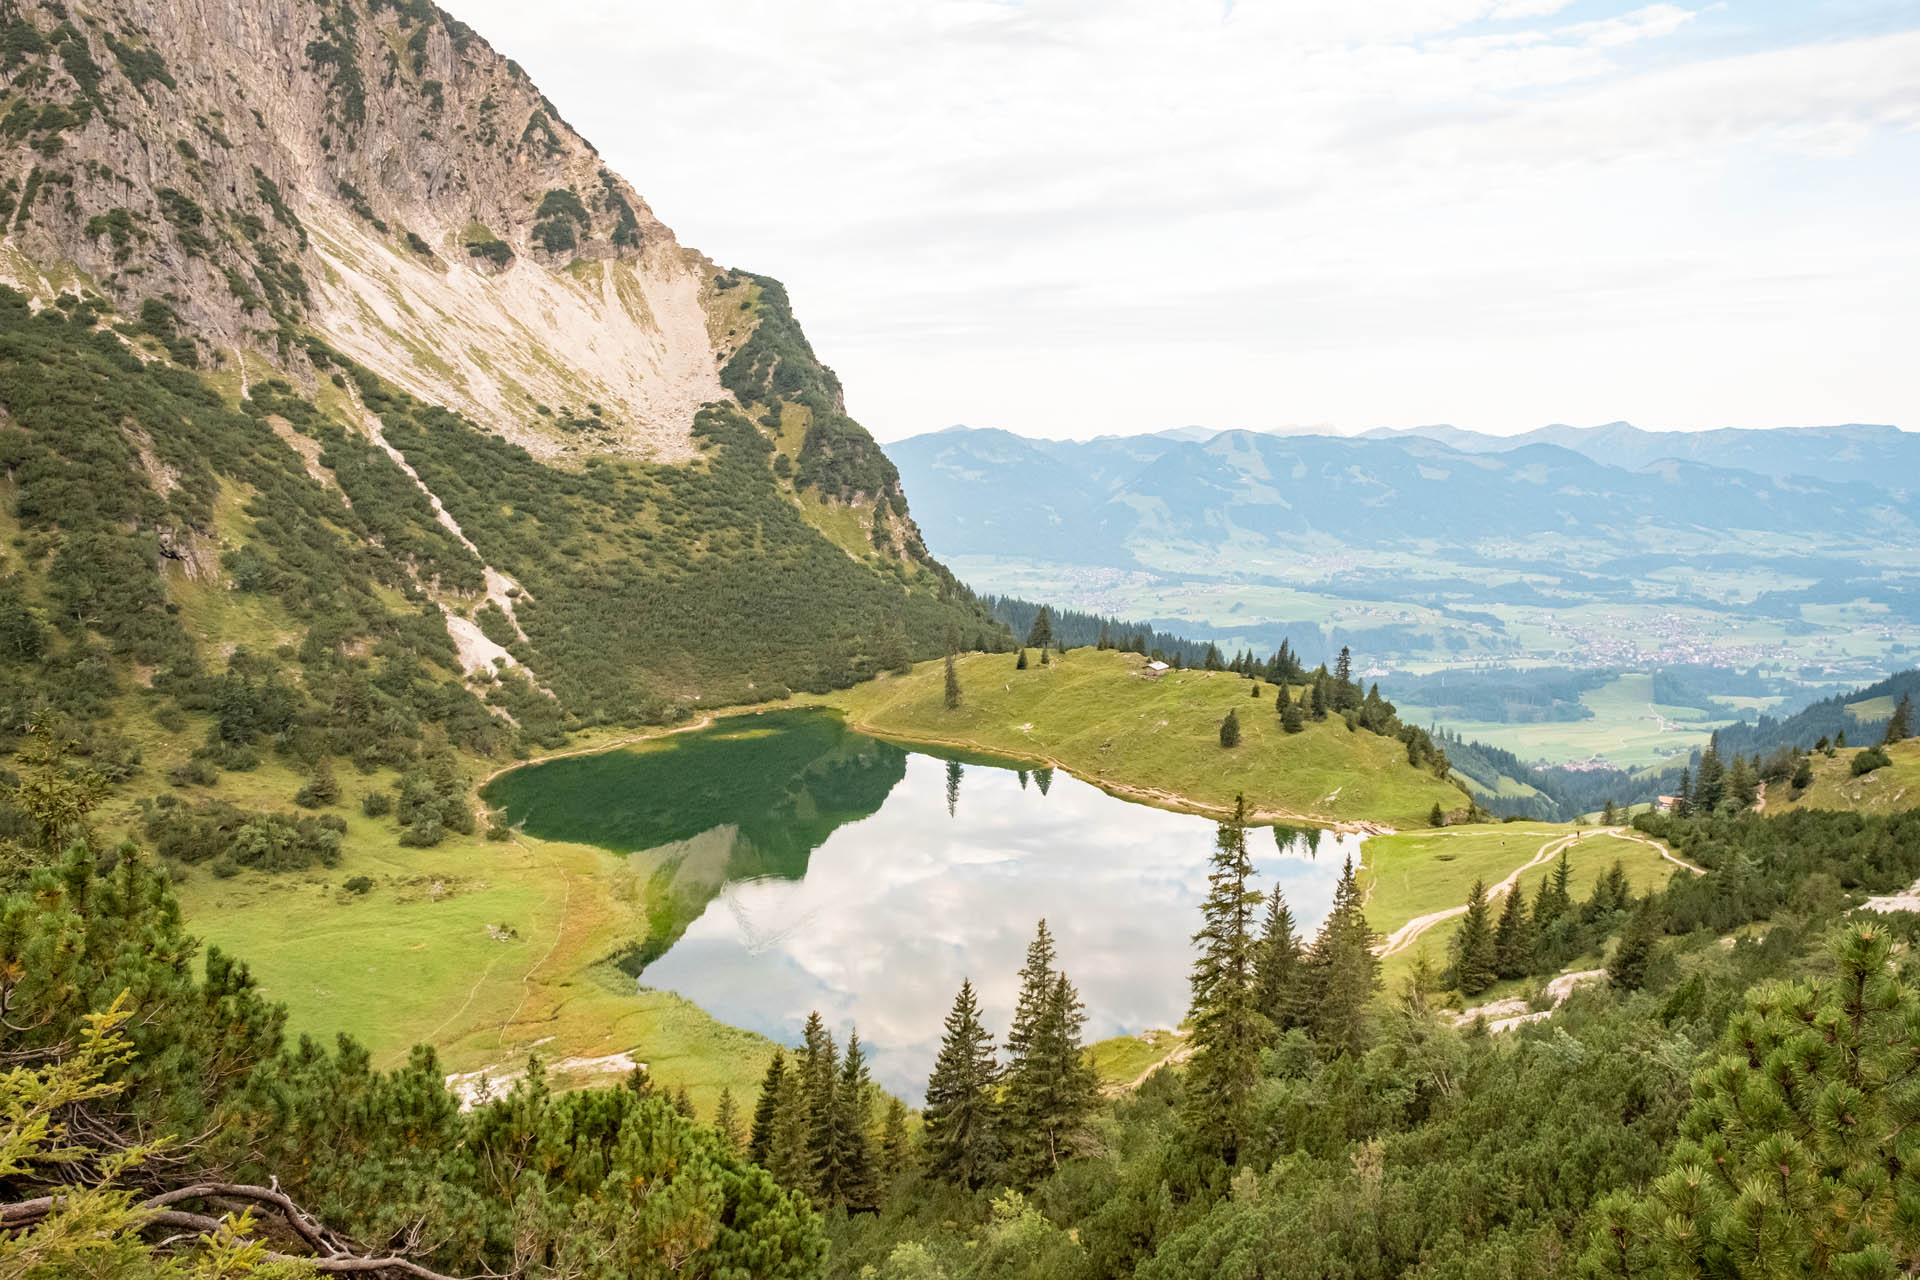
484, 711, 1362, 1098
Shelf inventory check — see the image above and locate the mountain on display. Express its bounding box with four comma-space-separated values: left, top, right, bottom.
887, 425, 1915, 569
0, 0, 1002, 766
1362, 422, 1920, 490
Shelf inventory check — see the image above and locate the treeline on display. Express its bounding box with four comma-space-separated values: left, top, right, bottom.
1705, 667, 1919, 762
1439, 730, 1684, 822
984, 594, 1221, 667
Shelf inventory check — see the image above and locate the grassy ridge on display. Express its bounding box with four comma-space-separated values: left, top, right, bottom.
823, 649, 1462, 829
1771, 739, 1920, 816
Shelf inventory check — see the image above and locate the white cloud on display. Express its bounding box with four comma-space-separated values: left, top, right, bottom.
443, 0, 1920, 438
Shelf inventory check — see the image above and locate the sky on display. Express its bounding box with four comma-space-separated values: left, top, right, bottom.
442, 0, 1920, 442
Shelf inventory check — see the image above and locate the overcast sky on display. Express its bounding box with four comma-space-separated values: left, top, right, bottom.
443, 0, 1920, 441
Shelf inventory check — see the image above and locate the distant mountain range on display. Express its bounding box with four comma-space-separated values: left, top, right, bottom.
1360, 422, 1919, 489
885, 424, 1918, 569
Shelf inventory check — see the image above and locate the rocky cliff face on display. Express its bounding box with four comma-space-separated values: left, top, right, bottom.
2, 0, 735, 460
0, 0, 989, 730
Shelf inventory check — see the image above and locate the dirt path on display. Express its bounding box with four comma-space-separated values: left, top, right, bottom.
1375, 830, 1584, 957
1110, 1030, 1193, 1094
1374, 826, 1706, 959
1613, 830, 1708, 876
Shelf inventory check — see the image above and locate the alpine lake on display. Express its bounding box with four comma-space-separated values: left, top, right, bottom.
481, 709, 1365, 1097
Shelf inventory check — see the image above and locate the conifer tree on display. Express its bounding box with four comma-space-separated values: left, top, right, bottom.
1608, 893, 1660, 991
944, 653, 962, 710
878, 1095, 914, 1184
1885, 692, 1912, 744
1253, 887, 1301, 1029
1533, 851, 1573, 932
820, 1030, 877, 1209
1311, 675, 1330, 720
1274, 681, 1290, 716
1450, 879, 1499, 996
923, 979, 999, 1188
1002, 922, 1097, 1185
1585, 922, 1920, 1276
1601, 797, 1618, 825
1282, 698, 1304, 734
1219, 708, 1241, 748
1016, 648, 1028, 670
1184, 795, 1268, 1162
945, 758, 962, 818
1693, 739, 1726, 812
1727, 754, 1758, 811
798, 1013, 842, 1198
1430, 801, 1446, 828
1025, 606, 1053, 650
714, 1085, 743, 1156
1791, 754, 1814, 792
748, 1049, 786, 1166
766, 1054, 814, 1191
1673, 766, 1691, 818
1492, 884, 1534, 981
672, 1084, 696, 1119
1034, 766, 1053, 796
1296, 856, 1381, 1057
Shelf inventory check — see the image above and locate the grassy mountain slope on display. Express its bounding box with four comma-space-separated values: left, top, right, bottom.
1771, 739, 1920, 816
823, 648, 1463, 829
0, 0, 1006, 1101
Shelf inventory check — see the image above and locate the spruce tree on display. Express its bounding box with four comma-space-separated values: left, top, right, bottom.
1003, 926, 1097, 1185
747, 1049, 786, 1166
1310, 675, 1329, 720
1219, 708, 1241, 748
1608, 893, 1660, 991
923, 978, 999, 1188
767, 1054, 814, 1191
945, 758, 962, 818
1885, 692, 1912, 744
1274, 681, 1291, 716
1282, 699, 1304, 734
714, 1085, 743, 1155
672, 1084, 696, 1119
1016, 648, 1029, 670
1025, 606, 1053, 650
1492, 884, 1534, 981
1727, 754, 1758, 811
1673, 766, 1691, 818
800, 1012, 840, 1199
1450, 878, 1499, 996
1184, 795, 1268, 1162
1034, 766, 1053, 796
1253, 886, 1301, 1030
1791, 754, 1814, 792
1430, 801, 1446, 828
878, 1095, 914, 1183
1298, 856, 1381, 1057
821, 1030, 877, 1209
944, 653, 962, 710
1693, 739, 1726, 812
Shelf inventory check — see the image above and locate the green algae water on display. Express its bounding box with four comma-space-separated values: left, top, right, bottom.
483, 710, 1362, 1096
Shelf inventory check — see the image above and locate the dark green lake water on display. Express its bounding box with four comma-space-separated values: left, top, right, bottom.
482, 710, 1362, 1096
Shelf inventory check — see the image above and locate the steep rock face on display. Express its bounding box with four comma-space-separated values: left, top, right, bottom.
0, 0, 998, 745
2, 0, 726, 459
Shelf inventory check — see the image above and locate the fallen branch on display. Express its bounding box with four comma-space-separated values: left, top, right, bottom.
2, 1183, 475, 1280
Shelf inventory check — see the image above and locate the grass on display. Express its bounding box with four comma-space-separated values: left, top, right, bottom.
1089, 1029, 1185, 1090
1399, 673, 1731, 771
1377, 830, 1684, 995
821, 649, 1463, 829
1359, 822, 1568, 939
1771, 740, 1920, 817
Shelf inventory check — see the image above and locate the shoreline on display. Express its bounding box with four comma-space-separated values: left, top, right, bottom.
480, 700, 1398, 836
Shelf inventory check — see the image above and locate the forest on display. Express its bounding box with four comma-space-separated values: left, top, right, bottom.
9, 711, 1920, 1278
